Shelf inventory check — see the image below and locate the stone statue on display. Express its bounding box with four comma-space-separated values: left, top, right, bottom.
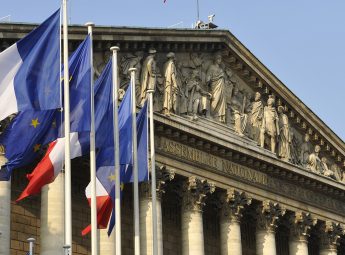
277, 106, 292, 162
306, 145, 322, 173
321, 157, 335, 179
206, 53, 227, 123
140, 48, 157, 106
176, 62, 188, 115
162, 52, 179, 116
300, 134, 312, 167
250, 92, 264, 144
260, 96, 279, 154
332, 164, 343, 182
230, 87, 248, 136
120, 51, 144, 95
0, 144, 7, 168
186, 69, 211, 120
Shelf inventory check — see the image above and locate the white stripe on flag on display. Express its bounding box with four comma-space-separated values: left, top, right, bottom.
85, 177, 108, 199
0, 43, 21, 120
49, 132, 82, 176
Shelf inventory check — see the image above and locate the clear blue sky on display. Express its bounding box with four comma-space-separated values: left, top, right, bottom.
2, 0, 344, 141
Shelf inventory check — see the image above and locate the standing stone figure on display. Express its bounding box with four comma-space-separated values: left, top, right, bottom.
230, 87, 248, 136
260, 96, 279, 153
140, 49, 157, 106
162, 52, 179, 116
277, 106, 292, 162
300, 134, 312, 167
206, 53, 226, 123
186, 69, 211, 120
250, 92, 264, 144
306, 145, 322, 173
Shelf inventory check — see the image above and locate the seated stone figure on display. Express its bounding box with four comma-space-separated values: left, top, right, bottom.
186, 70, 211, 120
306, 145, 322, 174
321, 157, 335, 179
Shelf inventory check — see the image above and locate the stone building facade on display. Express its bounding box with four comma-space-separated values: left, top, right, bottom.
0, 23, 345, 255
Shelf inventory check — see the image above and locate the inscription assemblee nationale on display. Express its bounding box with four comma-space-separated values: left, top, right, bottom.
158, 137, 345, 215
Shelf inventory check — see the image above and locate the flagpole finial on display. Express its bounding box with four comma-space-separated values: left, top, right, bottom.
129, 67, 137, 73
84, 22, 95, 27
110, 46, 120, 52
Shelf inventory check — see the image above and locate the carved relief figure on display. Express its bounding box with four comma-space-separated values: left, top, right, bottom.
120, 51, 144, 95
140, 49, 157, 106
230, 87, 248, 136
206, 53, 226, 123
0, 144, 7, 168
260, 96, 279, 153
250, 92, 264, 144
321, 157, 335, 179
162, 52, 179, 116
306, 145, 322, 173
300, 134, 312, 167
277, 106, 292, 162
186, 69, 211, 120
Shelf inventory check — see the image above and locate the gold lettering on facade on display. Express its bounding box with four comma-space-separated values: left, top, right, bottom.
158, 137, 345, 214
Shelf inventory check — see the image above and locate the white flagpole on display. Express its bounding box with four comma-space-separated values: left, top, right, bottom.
147, 89, 158, 255
62, 0, 72, 254
129, 68, 140, 255
85, 22, 97, 255
110, 46, 121, 255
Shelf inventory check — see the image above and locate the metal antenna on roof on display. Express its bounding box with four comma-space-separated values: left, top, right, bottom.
196, 0, 200, 22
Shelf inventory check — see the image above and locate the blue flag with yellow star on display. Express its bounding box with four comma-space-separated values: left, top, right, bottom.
0, 35, 92, 181
105, 101, 149, 236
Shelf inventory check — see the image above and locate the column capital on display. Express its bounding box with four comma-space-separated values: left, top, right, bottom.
181, 176, 215, 212
320, 221, 343, 251
140, 165, 175, 200
219, 189, 252, 223
256, 200, 286, 233
289, 211, 317, 242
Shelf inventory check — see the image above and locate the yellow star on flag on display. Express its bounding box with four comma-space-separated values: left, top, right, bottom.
31, 118, 40, 128
108, 174, 116, 182
33, 144, 41, 152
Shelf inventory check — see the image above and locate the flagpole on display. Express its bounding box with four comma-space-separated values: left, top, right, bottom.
86, 22, 98, 255
147, 89, 158, 255
110, 46, 121, 255
129, 68, 140, 255
62, 0, 72, 254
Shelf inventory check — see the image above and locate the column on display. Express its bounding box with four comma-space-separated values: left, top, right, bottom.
0, 179, 11, 255
99, 228, 115, 254
40, 173, 64, 255
289, 212, 316, 255
140, 165, 175, 255
219, 189, 251, 255
319, 221, 342, 255
256, 200, 286, 255
181, 176, 215, 255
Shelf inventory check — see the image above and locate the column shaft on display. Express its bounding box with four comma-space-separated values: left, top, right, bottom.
320, 249, 337, 255
140, 196, 163, 255
40, 174, 64, 255
289, 240, 308, 255
256, 230, 276, 255
220, 219, 242, 255
0, 180, 11, 255
182, 208, 205, 255
99, 228, 115, 254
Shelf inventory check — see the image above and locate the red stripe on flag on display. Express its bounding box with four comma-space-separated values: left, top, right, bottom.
16, 141, 58, 202
81, 196, 113, 236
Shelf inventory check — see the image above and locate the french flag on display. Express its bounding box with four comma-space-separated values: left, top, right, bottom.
0, 10, 61, 121
17, 132, 89, 201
